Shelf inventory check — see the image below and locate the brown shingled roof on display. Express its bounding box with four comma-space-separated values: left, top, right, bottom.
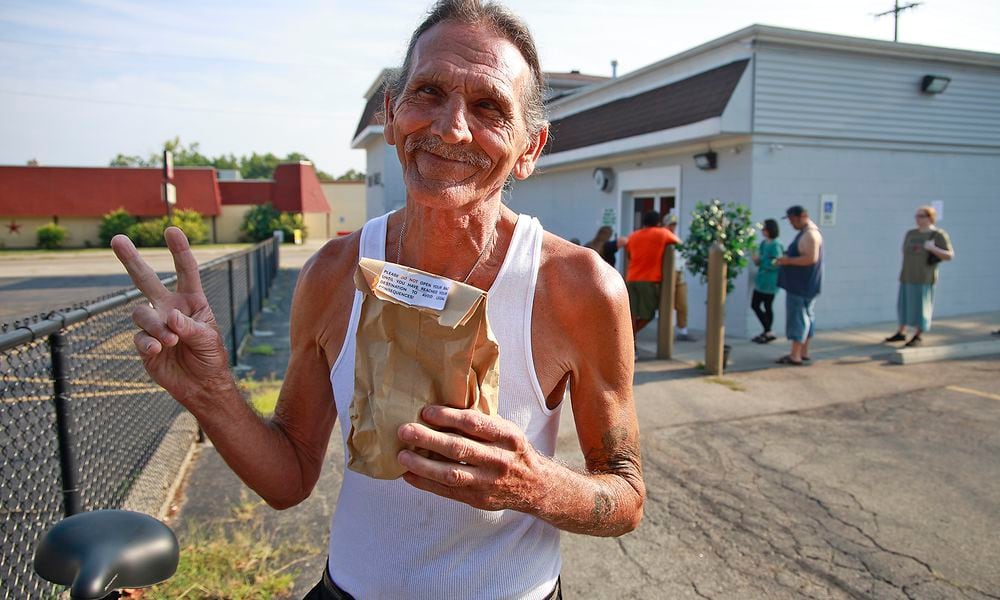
546, 59, 749, 155
353, 82, 386, 141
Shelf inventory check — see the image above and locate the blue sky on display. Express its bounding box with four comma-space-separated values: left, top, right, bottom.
2, 0, 998, 176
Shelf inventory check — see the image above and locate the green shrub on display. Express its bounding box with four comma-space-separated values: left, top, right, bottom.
277, 211, 306, 242
679, 199, 758, 294
126, 219, 168, 247
170, 208, 209, 244
36, 223, 68, 249
99, 208, 137, 247
120, 210, 208, 247
240, 204, 279, 243
240, 203, 306, 243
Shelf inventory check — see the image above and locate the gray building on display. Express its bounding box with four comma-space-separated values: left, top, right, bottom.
353, 25, 1000, 337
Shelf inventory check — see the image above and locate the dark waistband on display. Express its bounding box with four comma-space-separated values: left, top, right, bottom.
322, 567, 561, 600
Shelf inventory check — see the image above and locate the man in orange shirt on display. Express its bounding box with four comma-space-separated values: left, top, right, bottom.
622, 211, 680, 338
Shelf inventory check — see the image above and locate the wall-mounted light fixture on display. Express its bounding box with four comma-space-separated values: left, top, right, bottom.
592, 167, 614, 191
693, 151, 718, 171
920, 75, 951, 94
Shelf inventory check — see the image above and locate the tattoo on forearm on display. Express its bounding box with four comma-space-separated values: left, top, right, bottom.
592, 489, 616, 524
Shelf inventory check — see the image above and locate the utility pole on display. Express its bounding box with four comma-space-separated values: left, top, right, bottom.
875, 0, 922, 42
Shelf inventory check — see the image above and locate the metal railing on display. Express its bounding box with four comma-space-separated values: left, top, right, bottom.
0, 237, 279, 599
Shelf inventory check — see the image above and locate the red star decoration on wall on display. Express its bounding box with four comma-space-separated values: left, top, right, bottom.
7, 221, 21, 234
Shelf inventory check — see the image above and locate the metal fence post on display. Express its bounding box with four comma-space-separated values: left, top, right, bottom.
273, 236, 280, 281
227, 260, 238, 365
245, 253, 254, 334
49, 332, 82, 516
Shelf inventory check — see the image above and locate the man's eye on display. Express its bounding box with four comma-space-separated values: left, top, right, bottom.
478, 100, 499, 111
419, 86, 438, 95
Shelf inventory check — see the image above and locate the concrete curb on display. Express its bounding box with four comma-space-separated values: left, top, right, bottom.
890, 339, 1000, 364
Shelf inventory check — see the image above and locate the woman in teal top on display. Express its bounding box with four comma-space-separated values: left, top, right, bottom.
751, 219, 784, 343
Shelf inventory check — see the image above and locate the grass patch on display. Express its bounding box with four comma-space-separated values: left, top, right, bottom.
705, 377, 746, 392
239, 378, 283, 415
140, 500, 317, 600
247, 343, 275, 356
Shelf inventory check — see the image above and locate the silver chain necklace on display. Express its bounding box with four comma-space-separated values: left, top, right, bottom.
396, 212, 500, 283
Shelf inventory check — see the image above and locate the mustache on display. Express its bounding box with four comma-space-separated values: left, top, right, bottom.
405, 135, 492, 170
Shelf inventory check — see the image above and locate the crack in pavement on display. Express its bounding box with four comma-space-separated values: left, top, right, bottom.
628, 388, 1000, 599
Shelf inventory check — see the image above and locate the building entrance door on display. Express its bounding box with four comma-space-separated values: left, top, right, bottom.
630, 192, 676, 232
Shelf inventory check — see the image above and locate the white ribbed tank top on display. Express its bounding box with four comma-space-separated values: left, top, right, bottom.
327, 212, 561, 600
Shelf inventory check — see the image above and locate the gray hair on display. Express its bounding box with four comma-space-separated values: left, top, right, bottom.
385, 0, 548, 137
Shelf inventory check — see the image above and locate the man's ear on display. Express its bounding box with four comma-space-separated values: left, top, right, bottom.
383, 93, 396, 146
512, 125, 548, 180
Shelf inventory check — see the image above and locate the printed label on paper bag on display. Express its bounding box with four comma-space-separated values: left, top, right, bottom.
375, 264, 452, 310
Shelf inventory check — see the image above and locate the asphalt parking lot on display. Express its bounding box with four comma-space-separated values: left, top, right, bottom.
559, 356, 1000, 599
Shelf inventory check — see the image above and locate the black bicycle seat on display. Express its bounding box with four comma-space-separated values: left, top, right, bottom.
34, 510, 179, 599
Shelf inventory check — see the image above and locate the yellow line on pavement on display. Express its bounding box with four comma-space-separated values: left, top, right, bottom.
946, 385, 1000, 402
4, 386, 165, 403
4, 377, 152, 388
77, 354, 143, 360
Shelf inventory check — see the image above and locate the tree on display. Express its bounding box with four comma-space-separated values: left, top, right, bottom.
110, 153, 155, 167
679, 199, 758, 294
241, 152, 282, 180
336, 168, 365, 181
107, 137, 338, 180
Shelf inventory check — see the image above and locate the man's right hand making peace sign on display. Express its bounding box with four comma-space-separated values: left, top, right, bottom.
111, 227, 235, 409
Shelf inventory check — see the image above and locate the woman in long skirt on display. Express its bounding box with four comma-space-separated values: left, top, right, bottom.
884, 205, 954, 347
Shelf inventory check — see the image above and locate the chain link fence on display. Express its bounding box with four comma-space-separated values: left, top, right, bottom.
0, 237, 279, 599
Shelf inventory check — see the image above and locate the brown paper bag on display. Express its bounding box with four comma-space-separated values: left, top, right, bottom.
348, 257, 500, 480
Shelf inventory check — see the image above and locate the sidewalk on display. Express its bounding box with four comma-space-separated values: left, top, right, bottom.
636, 310, 1000, 371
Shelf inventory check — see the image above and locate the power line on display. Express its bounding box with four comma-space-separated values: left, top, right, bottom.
0, 89, 352, 120
0, 37, 339, 70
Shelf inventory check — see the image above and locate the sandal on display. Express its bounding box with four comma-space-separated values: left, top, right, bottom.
775, 355, 804, 366
752, 334, 765, 343
884, 333, 906, 342
763, 334, 777, 343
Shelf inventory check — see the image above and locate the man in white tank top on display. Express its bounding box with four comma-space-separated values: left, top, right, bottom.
111, 2, 644, 598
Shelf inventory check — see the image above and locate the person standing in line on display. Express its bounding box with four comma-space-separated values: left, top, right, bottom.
623, 211, 680, 338
774, 206, 823, 366
664, 214, 695, 341
883, 205, 954, 347
750, 218, 784, 344
585, 225, 618, 267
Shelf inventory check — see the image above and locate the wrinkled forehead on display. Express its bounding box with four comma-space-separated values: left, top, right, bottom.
408, 21, 532, 100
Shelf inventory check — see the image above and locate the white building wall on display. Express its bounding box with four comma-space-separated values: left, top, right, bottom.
750, 139, 1000, 331
510, 144, 756, 337
754, 43, 1000, 146
364, 140, 407, 218
363, 141, 386, 219
382, 144, 406, 214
